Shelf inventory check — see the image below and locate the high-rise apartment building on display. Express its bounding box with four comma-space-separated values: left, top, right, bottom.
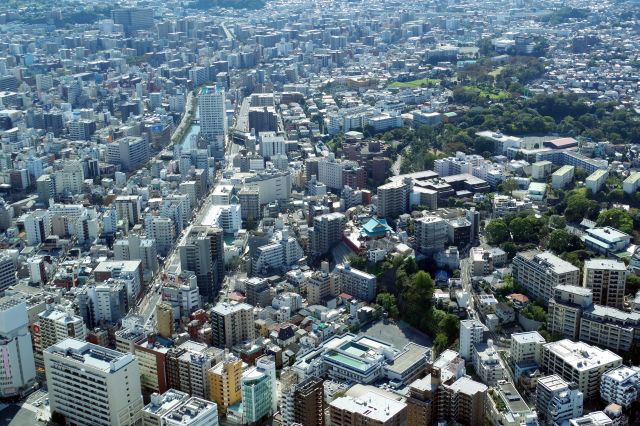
583, 259, 627, 309
548, 285, 593, 340
512, 250, 580, 303
405, 353, 486, 426
280, 370, 324, 426
210, 301, 255, 349
459, 319, 485, 360
540, 339, 622, 398
376, 177, 412, 219
535, 375, 583, 426
178, 226, 224, 303
415, 215, 448, 254
238, 187, 260, 222
0, 253, 17, 294
145, 215, 176, 257
208, 353, 243, 416
24, 209, 51, 245
0, 298, 36, 398
333, 262, 377, 302
306, 268, 337, 305
309, 212, 346, 258
156, 302, 174, 339
199, 86, 227, 158
37, 303, 86, 365
165, 341, 223, 400
44, 338, 144, 426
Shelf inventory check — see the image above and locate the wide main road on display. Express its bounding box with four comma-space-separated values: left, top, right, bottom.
137, 138, 240, 328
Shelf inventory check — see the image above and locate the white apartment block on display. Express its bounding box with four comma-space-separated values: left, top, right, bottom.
24, 209, 51, 245
540, 339, 622, 398
317, 154, 345, 190
551, 165, 575, 189
459, 319, 485, 360
199, 86, 227, 157
333, 262, 377, 302
45, 338, 144, 426
512, 250, 580, 304
510, 331, 545, 364
536, 375, 583, 426
472, 341, 506, 386
623, 172, 640, 195
583, 259, 627, 309
579, 305, 640, 352
585, 169, 608, 194
434, 151, 484, 177
258, 132, 286, 158
600, 366, 640, 408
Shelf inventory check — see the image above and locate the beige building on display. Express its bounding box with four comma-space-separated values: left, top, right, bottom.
548, 285, 593, 340
579, 305, 640, 353
512, 251, 580, 304
208, 353, 243, 416
156, 302, 174, 338
583, 259, 627, 309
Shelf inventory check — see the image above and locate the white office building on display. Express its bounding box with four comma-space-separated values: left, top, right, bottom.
459, 319, 485, 360
258, 132, 286, 158
199, 86, 227, 157
45, 338, 144, 426
0, 298, 36, 398
24, 209, 51, 245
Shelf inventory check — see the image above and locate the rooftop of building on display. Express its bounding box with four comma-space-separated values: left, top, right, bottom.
537, 374, 570, 392
543, 339, 621, 371
584, 258, 627, 271
585, 227, 631, 242
46, 338, 135, 372
447, 376, 488, 395
496, 380, 530, 414
330, 391, 406, 422
162, 397, 216, 423
517, 250, 579, 274
511, 331, 545, 345
602, 365, 640, 383
143, 389, 190, 417
211, 301, 253, 315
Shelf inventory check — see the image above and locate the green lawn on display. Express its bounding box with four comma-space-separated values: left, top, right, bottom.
388, 78, 441, 88
461, 86, 511, 101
